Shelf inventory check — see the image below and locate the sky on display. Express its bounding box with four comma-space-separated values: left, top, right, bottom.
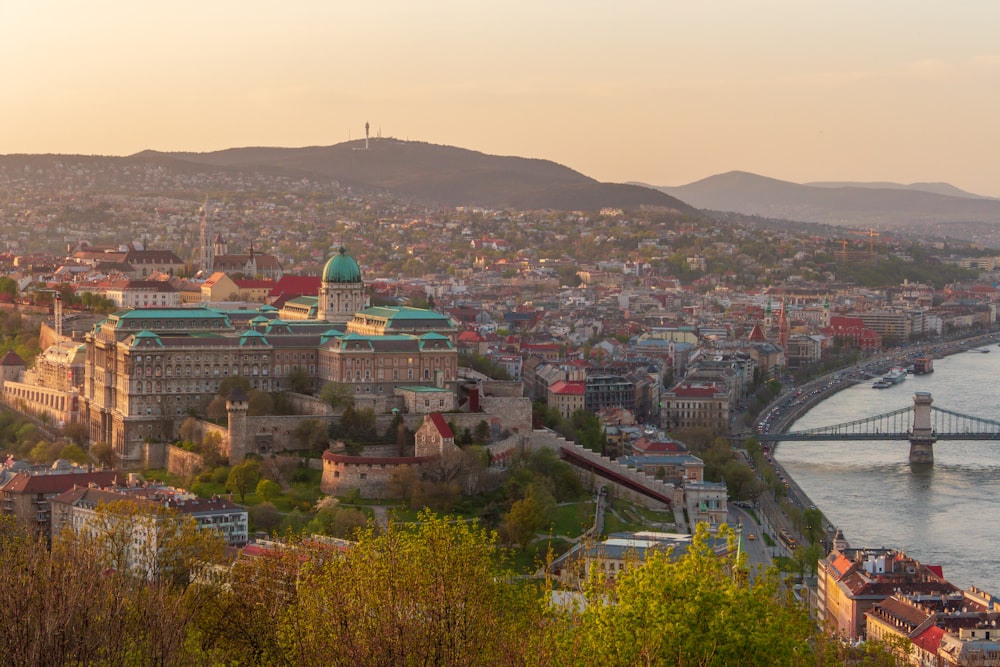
3, 1, 1000, 195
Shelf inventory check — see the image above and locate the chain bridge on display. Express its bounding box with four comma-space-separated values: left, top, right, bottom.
757, 392, 1000, 464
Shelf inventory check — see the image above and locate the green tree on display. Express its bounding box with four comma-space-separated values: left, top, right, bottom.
247, 389, 274, 416
226, 460, 262, 503
256, 479, 281, 503
57, 443, 89, 465
554, 524, 817, 666
319, 381, 354, 410
63, 421, 90, 447
89, 441, 115, 468
275, 512, 545, 666
502, 484, 554, 550
287, 366, 313, 394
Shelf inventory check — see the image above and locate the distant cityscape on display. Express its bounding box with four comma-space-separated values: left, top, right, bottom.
3, 149, 1000, 663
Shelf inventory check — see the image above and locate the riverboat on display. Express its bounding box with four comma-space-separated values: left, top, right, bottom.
872, 367, 907, 389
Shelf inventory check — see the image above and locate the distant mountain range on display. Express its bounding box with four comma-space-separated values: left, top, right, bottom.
135, 140, 696, 213
646, 171, 1000, 228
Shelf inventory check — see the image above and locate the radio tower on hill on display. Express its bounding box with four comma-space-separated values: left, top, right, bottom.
365, 121, 370, 150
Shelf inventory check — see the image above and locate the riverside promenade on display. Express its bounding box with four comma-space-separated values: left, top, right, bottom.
744, 328, 1000, 556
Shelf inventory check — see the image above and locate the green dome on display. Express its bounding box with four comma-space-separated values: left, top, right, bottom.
322, 247, 362, 283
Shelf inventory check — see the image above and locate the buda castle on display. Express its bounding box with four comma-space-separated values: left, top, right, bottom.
79, 248, 458, 464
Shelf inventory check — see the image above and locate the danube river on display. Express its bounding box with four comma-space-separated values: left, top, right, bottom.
775, 349, 1000, 593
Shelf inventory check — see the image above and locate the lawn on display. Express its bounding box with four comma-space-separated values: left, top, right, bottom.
547, 501, 595, 537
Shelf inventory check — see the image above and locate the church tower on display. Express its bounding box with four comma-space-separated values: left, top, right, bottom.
200, 198, 214, 274
318, 247, 369, 323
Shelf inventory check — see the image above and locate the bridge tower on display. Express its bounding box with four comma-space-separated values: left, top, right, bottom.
909, 391, 936, 464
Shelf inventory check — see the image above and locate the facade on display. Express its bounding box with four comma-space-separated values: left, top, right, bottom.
105, 280, 180, 309
3, 340, 85, 426
347, 306, 458, 342
661, 382, 730, 433
866, 586, 1000, 666
855, 310, 913, 342
816, 546, 957, 640
683, 480, 728, 529
547, 380, 585, 420
395, 385, 456, 414
0, 468, 125, 538
79, 251, 457, 465
50, 484, 249, 568
585, 375, 636, 415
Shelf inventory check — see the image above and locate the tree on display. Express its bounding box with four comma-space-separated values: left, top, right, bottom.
216, 376, 251, 399
226, 460, 262, 503
287, 366, 313, 394
78, 498, 225, 585
319, 381, 354, 410
247, 390, 274, 416
293, 419, 328, 454
206, 395, 228, 421
63, 421, 89, 447
178, 416, 199, 444
502, 484, 554, 550
248, 502, 282, 534
275, 512, 545, 666
90, 441, 115, 468
256, 479, 281, 503
57, 443, 89, 465
553, 524, 817, 666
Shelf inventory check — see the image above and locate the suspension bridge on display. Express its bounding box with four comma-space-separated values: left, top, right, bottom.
757, 392, 1000, 464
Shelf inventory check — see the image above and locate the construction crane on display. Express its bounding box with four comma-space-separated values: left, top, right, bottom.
848, 228, 880, 254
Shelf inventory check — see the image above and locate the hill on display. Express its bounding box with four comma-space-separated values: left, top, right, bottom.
649, 171, 1000, 228
135, 140, 697, 213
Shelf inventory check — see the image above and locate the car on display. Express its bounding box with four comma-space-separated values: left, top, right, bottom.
747, 533, 756, 541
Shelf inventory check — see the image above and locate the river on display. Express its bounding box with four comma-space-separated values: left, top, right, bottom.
775, 348, 1000, 593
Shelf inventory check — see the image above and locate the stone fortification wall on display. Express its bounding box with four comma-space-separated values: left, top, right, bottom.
166, 445, 204, 478
141, 441, 166, 470
320, 452, 433, 499
242, 415, 334, 456
529, 429, 673, 510
285, 393, 334, 416
481, 381, 524, 398
479, 396, 532, 433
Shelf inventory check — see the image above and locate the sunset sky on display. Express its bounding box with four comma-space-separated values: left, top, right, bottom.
4, 1, 1000, 195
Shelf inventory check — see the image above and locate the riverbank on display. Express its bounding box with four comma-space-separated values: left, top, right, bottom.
750, 328, 1000, 556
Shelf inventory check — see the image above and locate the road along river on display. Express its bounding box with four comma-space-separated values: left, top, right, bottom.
775, 349, 1000, 593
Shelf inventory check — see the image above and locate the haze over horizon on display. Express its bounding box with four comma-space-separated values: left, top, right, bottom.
5, 1, 1000, 197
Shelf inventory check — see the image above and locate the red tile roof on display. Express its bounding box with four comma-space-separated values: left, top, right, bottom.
549, 380, 585, 395
1, 470, 125, 495
911, 625, 945, 654
429, 413, 454, 438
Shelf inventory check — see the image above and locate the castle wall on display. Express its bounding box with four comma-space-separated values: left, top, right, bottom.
320, 453, 433, 499
285, 392, 334, 416
480, 396, 532, 433
166, 445, 205, 478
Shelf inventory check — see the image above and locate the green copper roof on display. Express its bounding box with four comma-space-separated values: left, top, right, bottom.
130, 330, 163, 346
356, 306, 452, 322
322, 247, 362, 284
116, 308, 227, 321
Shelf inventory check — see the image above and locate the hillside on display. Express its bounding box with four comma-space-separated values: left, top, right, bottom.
136, 140, 697, 213
650, 171, 1000, 228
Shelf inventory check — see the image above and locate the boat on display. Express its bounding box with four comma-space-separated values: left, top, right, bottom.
872, 380, 891, 389
878, 367, 907, 386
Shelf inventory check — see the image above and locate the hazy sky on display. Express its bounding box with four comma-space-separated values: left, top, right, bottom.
4, 1, 1000, 195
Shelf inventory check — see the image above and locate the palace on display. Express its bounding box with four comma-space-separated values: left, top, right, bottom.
79, 248, 458, 464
